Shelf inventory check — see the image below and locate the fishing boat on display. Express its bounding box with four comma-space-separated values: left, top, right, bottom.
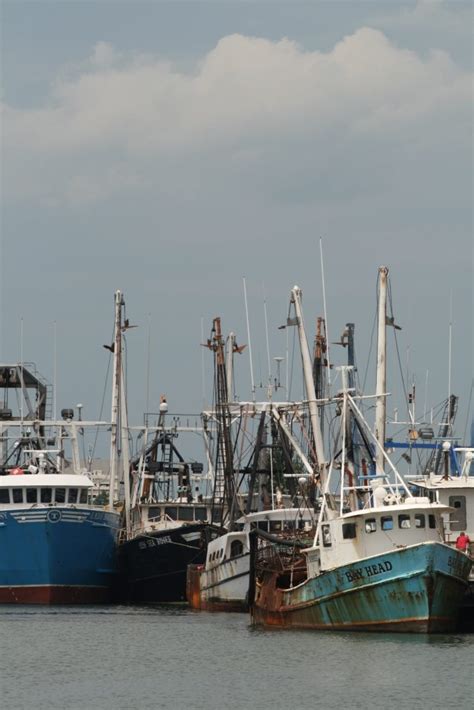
407, 443, 474, 629
117, 408, 221, 603
187, 507, 315, 611
249, 275, 472, 632
187, 316, 319, 611
0, 363, 120, 603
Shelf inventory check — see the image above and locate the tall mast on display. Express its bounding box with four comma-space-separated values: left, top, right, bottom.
206, 317, 236, 528
109, 290, 123, 507
375, 266, 389, 474
291, 286, 326, 486
120, 364, 131, 536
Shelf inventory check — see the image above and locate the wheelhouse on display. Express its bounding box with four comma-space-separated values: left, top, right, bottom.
0, 474, 93, 507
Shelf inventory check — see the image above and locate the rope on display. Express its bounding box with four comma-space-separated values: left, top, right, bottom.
90, 325, 114, 462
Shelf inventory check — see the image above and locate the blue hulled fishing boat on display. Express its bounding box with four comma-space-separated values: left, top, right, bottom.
0, 471, 119, 603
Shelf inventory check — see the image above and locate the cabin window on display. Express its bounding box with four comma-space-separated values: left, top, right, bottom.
342, 523, 357, 539
148, 507, 161, 520
41, 488, 52, 503
54, 488, 66, 503
415, 514, 425, 528
26, 488, 37, 503
230, 540, 244, 557
449, 496, 467, 531
269, 521, 282, 533
365, 519, 377, 533
12, 488, 24, 503
178, 507, 194, 522
381, 516, 393, 531
195, 507, 207, 521
68, 488, 78, 504
398, 515, 411, 529
322, 524, 332, 547
220, 548, 224, 558
257, 521, 269, 532
165, 507, 178, 520
79, 489, 88, 504
428, 514, 436, 529
0, 489, 10, 504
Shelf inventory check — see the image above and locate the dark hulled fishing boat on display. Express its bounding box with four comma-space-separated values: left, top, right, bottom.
117, 403, 221, 603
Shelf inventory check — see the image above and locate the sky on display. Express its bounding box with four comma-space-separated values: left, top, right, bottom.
1, 0, 473, 445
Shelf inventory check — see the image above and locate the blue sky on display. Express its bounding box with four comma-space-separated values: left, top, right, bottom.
1, 0, 473, 440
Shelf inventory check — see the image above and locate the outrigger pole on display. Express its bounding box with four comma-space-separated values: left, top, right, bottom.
375, 266, 389, 475
290, 286, 327, 488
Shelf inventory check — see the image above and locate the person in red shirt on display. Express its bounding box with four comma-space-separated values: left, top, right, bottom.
455, 532, 471, 552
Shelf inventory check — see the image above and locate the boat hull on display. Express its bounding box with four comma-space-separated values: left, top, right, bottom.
458, 580, 474, 632
187, 552, 250, 612
118, 523, 219, 603
251, 542, 472, 633
0, 507, 120, 604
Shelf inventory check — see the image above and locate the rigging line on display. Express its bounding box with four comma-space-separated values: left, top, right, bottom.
319, 237, 332, 388
362, 282, 378, 393
388, 277, 410, 416
243, 277, 256, 399
462, 378, 474, 444
90, 324, 114, 462
145, 313, 151, 414
288, 327, 296, 401
262, 283, 271, 384
200, 317, 206, 409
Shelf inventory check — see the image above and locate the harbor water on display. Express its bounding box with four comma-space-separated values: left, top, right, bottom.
0, 605, 472, 710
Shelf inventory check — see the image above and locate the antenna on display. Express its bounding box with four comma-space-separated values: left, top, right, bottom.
274, 356, 284, 390
20, 317, 24, 428
243, 277, 256, 399
53, 320, 57, 422
319, 238, 331, 387
201, 316, 206, 408
423, 369, 429, 422
145, 313, 151, 414
262, 283, 271, 392
448, 290, 453, 401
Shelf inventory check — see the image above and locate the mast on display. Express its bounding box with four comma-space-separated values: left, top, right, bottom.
109, 290, 123, 507
291, 287, 326, 487
206, 317, 236, 529
375, 266, 389, 474
120, 364, 131, 536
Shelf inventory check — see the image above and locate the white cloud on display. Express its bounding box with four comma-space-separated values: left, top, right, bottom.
2, 28, 471, 206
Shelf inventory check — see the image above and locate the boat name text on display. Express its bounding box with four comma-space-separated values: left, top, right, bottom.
138, 535, 172, 550
345, 560, 393, 583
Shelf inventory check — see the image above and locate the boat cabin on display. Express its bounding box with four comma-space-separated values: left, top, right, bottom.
306, 497, 450, 576
131, 501, 213, 536
408, 474, 474, 547
0, 473, 93, 508
205, 508, 316, 570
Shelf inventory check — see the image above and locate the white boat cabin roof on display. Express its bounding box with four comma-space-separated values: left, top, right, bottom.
0, 473, 93, 488
340, 498, 453, 520
236, 507, 315, 525
409, 475, 474, 490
